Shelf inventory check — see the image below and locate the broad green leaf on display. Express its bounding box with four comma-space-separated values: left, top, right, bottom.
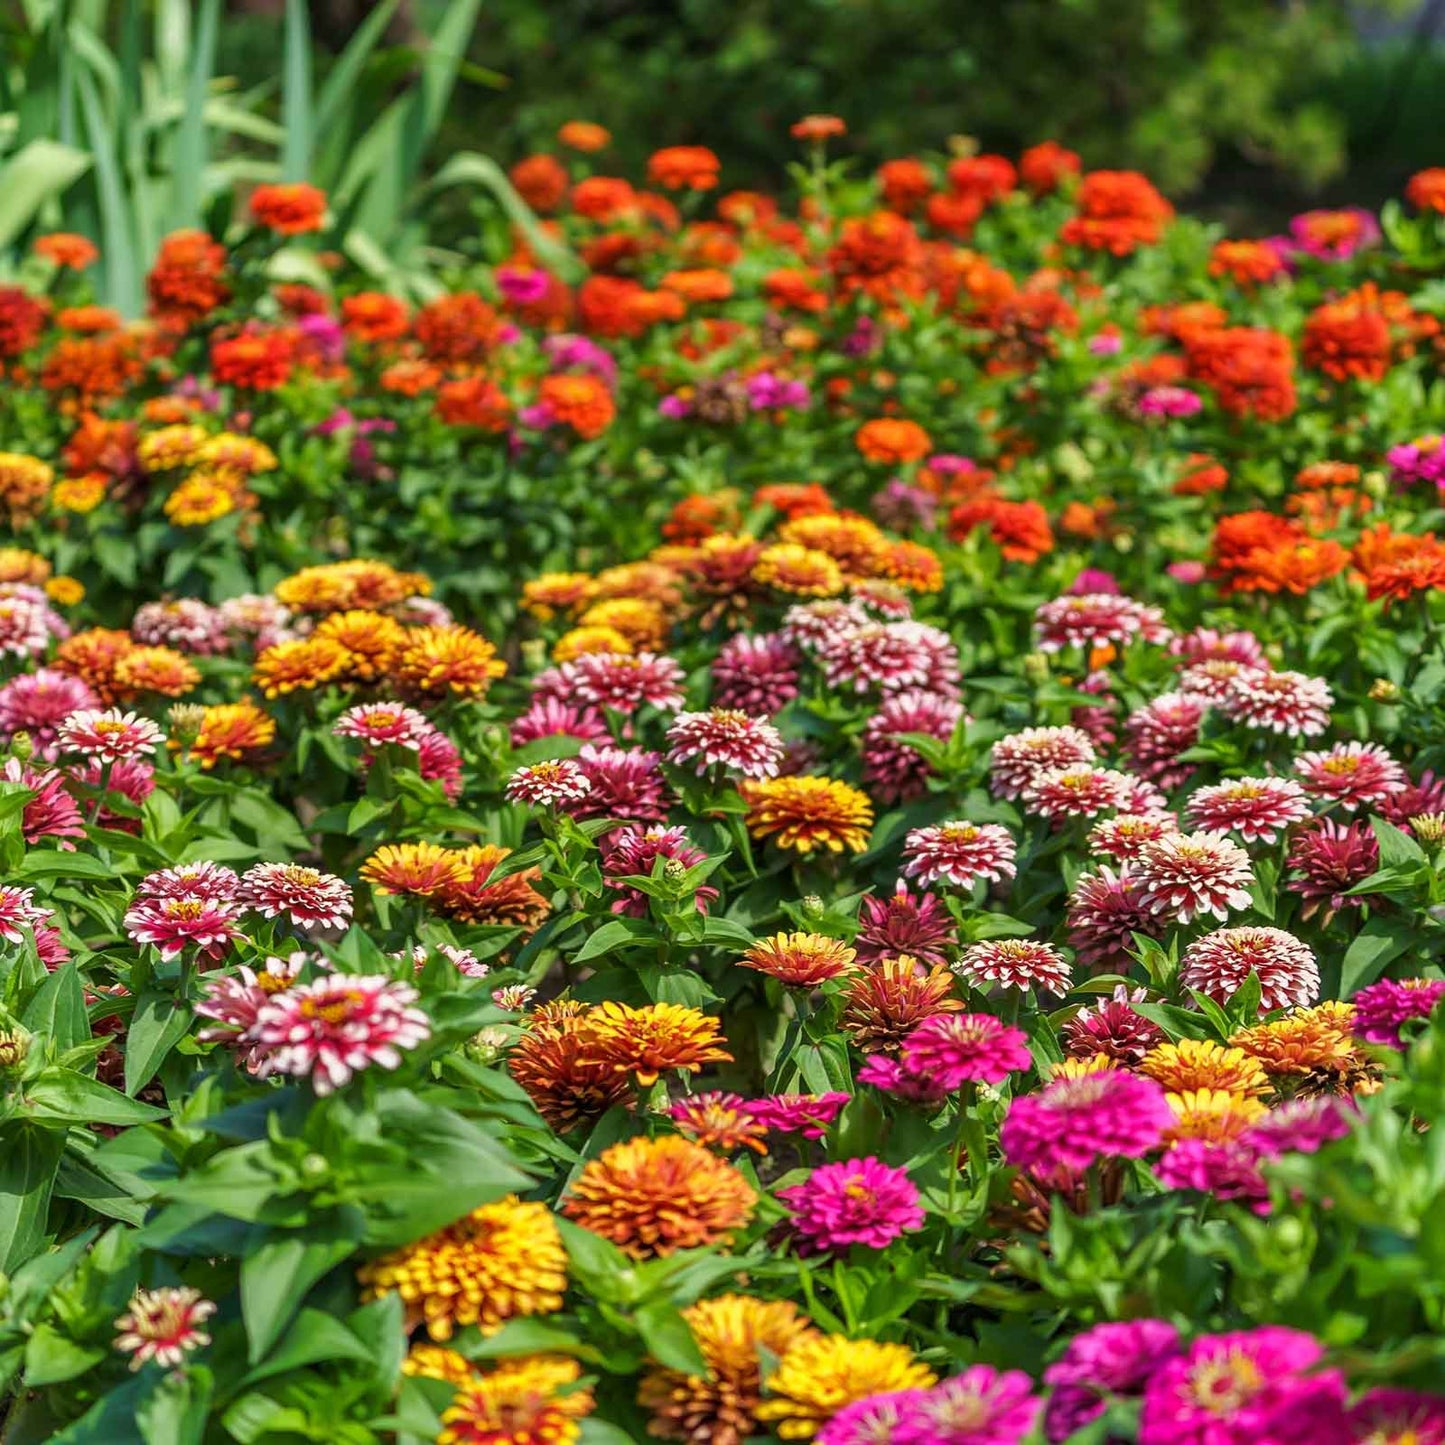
20, 962, 89, 1052
280, 0, 312, 180
27, 1070, 167, 1126
0, 1124, 65, 1272
240, 1217, 364, 1363
0, 140, 91, 249
123, 990, 193, 1096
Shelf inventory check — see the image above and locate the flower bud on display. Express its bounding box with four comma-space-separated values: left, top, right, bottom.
663, 857, 688, 885
0, 1029, 30, 1073
168, 703, 206, 743
1022, 652, 1051, 685
8, 732, 33, 764
1411, 813, 1445, 845
1369, 678, 1401, 703
801, 894, 825, 919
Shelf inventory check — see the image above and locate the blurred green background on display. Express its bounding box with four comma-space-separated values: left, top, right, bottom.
223, 0, 1445, 224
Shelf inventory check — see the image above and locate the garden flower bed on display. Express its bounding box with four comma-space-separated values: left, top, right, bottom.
0, 127, 1444, 1443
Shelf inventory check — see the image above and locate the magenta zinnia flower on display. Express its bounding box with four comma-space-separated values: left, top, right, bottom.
856, 1053, 953, 1105
665, 708, 784, 778
5, 760, 85, 849
711, 631, 801, 714
818, 1392, 932, 1445
902, 1012, 1031, 1088
1138, 1327, 1348, 1445
508, 696, 610, 748
1000, 1071, 1173, 1173
0, 668, 99, 757
237, 862, 354, 931
955, 938, 1071, 994
1061, 985, 1164, 1064
1347, 1390, 1445, 1445
1044, 1319, 1182, 1443
1156, 1137, 1270, 1211
573, 744, 671, 823
600, 825, 718, 916
1135, 831, 1254, 924
819, 620, 960, 697
1171, 626, 1267, 670
903, 821, 1017, 890
114, 1287, 216, 1371
248, 973, 430, 1093
745, 1091, 849, 1137
898, 1366, 1042, 1445
777, 1155, 924, 1253
1351, 977, 1445, 1048
1294, 741, 1407, 811
1244, 1096, 1353, 1158
1180, 926, 1319, 1012
1066, 866, 1163, 970
549, 650, 686, 714
863, 689, 963, 802
1286, 819, 1379, 919
1123, 692, 1208, 789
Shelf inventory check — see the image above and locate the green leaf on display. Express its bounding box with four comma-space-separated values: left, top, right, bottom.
73, 63, 140, 317
312, 0, 402, 155
137, 1366, 211, 1445
0, 1124, 65, 1272
124, 991, 194, 1096
1372, 817, 1427, 871
634, 1298, 706, 1374
573, 918, 655, 964
280, 0, 312, 181
23, 1323, 106, 1387
0, 140, 92, 250
240, 1218, 364, 1363
26, 1070, 167, 1126
237, 1308, 376, 1389
1340, 920, 1413, 997
172, 0, 220, 228
20, 963, 89, 1052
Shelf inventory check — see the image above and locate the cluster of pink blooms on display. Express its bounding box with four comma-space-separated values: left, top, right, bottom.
818, 1364, 1041, 1445
0, 585, 71, 659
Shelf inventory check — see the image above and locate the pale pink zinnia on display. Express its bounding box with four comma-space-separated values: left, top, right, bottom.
508, 697, 610, 748
902, 821, 1017, 889
781, 598, 871, 651
1033, 593, 1171, 653
114, 1286, 216, 1371
1294, 741, 1407, 811
665, 708, 784, 778
819, 620, 960, 697
1170, 626, 1267, 669
1180, 926, 1319, 1011
1134, 831, 1254, 924
901, 1012, 1032, 1088
1001, 1070, 1173, 1173
955, 938, 1072, 994
124, 893, 245, 961
248, 973, 430, 1093
990, 725, 1097, 800
1222, 667, 1333, 737
237, 862, 354, 931
333, 702, 433, 750
58, 707, 164, 761
1187, 776, 1311, 844
0, 668, 99, 756
776, 1156, 924, 1254
505, 757, 593, 807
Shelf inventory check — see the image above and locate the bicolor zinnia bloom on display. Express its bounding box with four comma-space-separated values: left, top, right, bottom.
1180, 927, 1320, 1012
862, 689, 963, 803
711, 631, 802, 715
601, 825, 717, 916
1351, 977, 1445, 1048
549, 649, 686, 713
1066, 866, 1163, 971
638, 1294, 819, 1445
574, 743, 672, 823
954, 939, 1072, 995
438, 1353, 594, 1445
1138, 1327, 1347, 1445
843, 957, 963, 1054
248, 973, 429, 1093
1088, 812, 1181, 863
237, 862, 353, 931
756, 1335, 937, 1440
778, 1156, 924, 1253
505, 757, 593, 808
1123, 693, 1208, 789
57, 707, 164, 761
854, 885, 958, 968
669, 1092, 770, 1155
901, 1012, 1032, 1088
113, 1286, 215, 1371
357, 1195, 566, 1340
334, 701, 433, 750
745, 1092, 850, 1138
902, 821, 1017, 890
741, 931, 859, 988
124, 893, 244, 961
1187, 776, 1311, 844
1022, 764, 1135, 822
666, 708, 785, 779
740, 775, 874, 853
1001, 1071, 1174, 1173
1222, 667, 1333, 737
1134, 831, 1254, 924
1033, 592, 1170, 653
1294, 741, 1407, 811
1061, 985, 1164, 1065
561, 1134, 756, 1258
1286, 819, 1380, 920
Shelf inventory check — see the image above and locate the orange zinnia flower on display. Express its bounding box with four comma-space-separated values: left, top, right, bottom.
249, 182, 327, 235
855, 418, 931, 464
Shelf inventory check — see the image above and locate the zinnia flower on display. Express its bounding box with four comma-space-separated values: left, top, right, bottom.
666, 708, 785, 778
506, 757, 593, 808
757, 1335, 937, 1440
1180, 927, 1320, 1012
57, 707, 164, 761
897, 1366, 1041, 1445
777, 1156, 924, 1253
1000, 1071, 1173, 1174
1294, 741, 1407, 811
113, 1287, 215, 1371
1223, 668, 1333, 737
236, 862, 354, 932
1044, 1319, 1182, 1443
1187, 777, 1311, 844
901, 1012, 1032, 1088
854, 886, 958, 968
1135, 831, 1254, 924
954, 939, 1071, 994
902, 822, 1017, 889
741, 932, 858, 987
1351, 977, 1445, 1047
439, 1354, 594, 1445
740, 776, 874, 854
124, 893, 243, 961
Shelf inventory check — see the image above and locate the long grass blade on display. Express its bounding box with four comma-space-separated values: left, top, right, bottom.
280, 0, 311, 181
75, 65, 140, 317
172, 0, 221, 228
0, 139, 91, 251
312, 0, 400, 151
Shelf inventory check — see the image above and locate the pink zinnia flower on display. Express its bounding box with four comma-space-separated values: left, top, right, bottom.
902, 821, 1017, 889
777, 1156, 924, 1253
781, 598, 871, 651
1155, 1137, 1270, 1211
1223, 668, 1333, 737
1044, 1320, 1182, 1444
552, 650, 686, 714
4, 759, 85, 849
818, 1392, 933, 1445
506, 758, 593, 808
989, 725, 1097, 800
1180, 926, 1319, 1011
1062, 984, 1165, 1064
1001, 1071, 1173, 1173
665, 708, 784, 778
1171, 626, 1268, 669
238, 862, 353, 931
0, 595, 58, 658
0, 668, 99, 757
901, 1012, 1032, 1088
600, 825, 718, 916
1351, 977, 1445, 1048
58, 708, 164, 761
1286, 820, 1379, 919
124, 894, 244, 961
114, 1287, 216, 1371
1139, 1327, 1348, 1445
1134, 831, 1254, 924
574, 744, 671, 823
854, 885, 958, 968
1178, 659, 1252, 707
1244, 1096, 1353, 1158
132, 598, 228, 655
856, 1053, 953, 1105
196, 953, 308, 1064
1187, 776, 1311, 844
1376, 767, 1445, 828
1347, 1390, 1445, 1445
862, 689, 963, 803
1023, 764, 1135, 822
955, 938, 1071, 994
135, 860, 239, 901
334, 702, 433, 750
0, 884, 70, 968
745, 1092, 849, 1137
413, 728, 463, 800
248, 972, 430, 1093
1033, 593, 1170, 653
899, 1367, 1041, 1445
67, 755, 156, 833
1066, 866, 1163, 970
1124, 693, 1207, 789
508, 697, 610, 748
1089, 812, 1181, 862
1137, 385, 1202, 418
711, 631, 801, 714
1294, 741, 1407, 811
819, 620, 960, 697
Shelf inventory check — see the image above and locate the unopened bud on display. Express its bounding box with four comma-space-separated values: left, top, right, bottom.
1022, 652, 1051, 685
801, 894, 825, 919
663, 858, 688, 885
0, 1029, 30, 1072
1369, 678, 1401, 703
1411, 813, 1445, 844
168, 703, 206, 743
466, 1025, 510, 1064
8, 732, 32, 764
519, 638, 548, 673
